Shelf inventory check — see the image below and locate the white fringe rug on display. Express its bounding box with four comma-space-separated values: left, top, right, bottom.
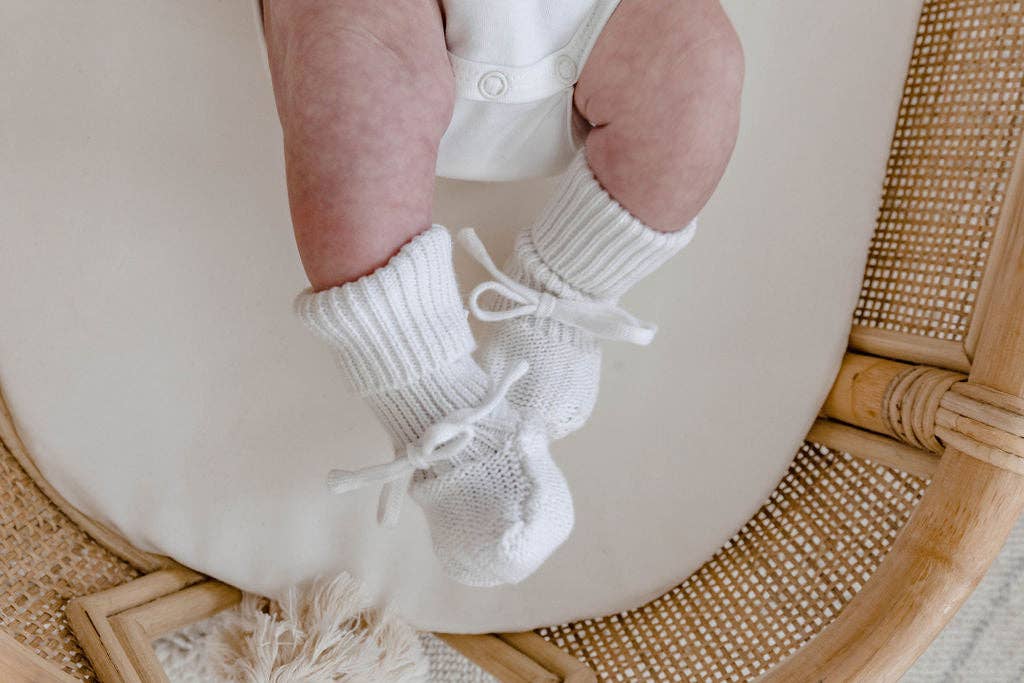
154, 573, 429, 682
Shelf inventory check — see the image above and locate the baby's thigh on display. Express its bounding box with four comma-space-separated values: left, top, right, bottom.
575, 0, 742, 126
265, 0, 445, 57
572, 0, 744, 229
264, 0, 453, 123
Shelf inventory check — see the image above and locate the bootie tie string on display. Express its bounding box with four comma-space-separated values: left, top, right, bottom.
457, 228, 657, 346
327, 360, 529, 527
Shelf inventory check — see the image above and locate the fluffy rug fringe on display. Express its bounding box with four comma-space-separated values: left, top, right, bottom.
154, 573, 428, 682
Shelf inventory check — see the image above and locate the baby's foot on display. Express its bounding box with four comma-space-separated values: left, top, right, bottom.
297, 226, 573, 586
461, 153, 697, 439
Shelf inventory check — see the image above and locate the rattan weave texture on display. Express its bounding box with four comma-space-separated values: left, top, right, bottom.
0, 437, 139, 680
537, 4, 1024, 678
538, 446, 927, 682
5, 1, 1024, 681
853, 0, 1024, 341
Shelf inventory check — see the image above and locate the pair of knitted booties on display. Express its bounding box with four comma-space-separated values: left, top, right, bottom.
297, 153, 696, 587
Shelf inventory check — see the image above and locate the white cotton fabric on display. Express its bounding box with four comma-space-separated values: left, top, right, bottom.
436, 0, 620, 181
294, 228, 476, 397
294, 227, 573, 586
0, 0, 924, 632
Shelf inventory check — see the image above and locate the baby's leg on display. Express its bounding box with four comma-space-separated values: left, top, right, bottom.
470, 0, 743, 438
273, 2, 573, 584
263, 0, 454, 290
575, 0, 744, 232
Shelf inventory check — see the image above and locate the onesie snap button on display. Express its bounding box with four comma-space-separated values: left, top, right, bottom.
478, 71, 508, 99
556, 55, 578, 83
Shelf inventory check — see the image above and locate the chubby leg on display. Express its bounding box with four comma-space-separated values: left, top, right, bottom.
263, 0, 454, 290
275, 2, 574, 584
469, 0, 744, 438
575, 0, 744, 232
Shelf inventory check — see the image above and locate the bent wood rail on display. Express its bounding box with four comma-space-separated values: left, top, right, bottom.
4, 1, 1024, 680
761, 133, 1024, 681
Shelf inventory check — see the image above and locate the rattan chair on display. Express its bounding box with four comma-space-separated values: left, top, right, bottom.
5, 0, 1024, 680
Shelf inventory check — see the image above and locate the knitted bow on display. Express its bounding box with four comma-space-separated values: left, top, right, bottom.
456, 228, 657, 345
327, 359, 529, 527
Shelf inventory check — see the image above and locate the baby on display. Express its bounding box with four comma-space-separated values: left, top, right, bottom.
264, 0, 743, 586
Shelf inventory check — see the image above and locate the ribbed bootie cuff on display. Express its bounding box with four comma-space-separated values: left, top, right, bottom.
295, 225, 475, 394
530, 151, 697, 300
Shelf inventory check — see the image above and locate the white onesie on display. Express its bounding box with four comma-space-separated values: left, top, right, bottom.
437, 0, 621, 181
252, 0, 620, 182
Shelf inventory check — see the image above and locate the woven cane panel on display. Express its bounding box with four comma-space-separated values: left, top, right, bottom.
538, 445, 927, 682
0, 438, 140, 680
852, 0, 1024, 341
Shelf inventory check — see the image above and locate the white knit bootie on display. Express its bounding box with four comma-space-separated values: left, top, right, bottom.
296, 226, 573, 586
460, 152, 697, 439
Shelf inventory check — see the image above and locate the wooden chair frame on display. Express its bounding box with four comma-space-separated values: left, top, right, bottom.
64, 568, 239, 683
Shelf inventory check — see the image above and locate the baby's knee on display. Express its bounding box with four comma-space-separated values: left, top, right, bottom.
578, 0, 743, 126
266, 0, 455, 136
691, 14, 745, 106
711, 18, 744, 76
654, 2, 744, 112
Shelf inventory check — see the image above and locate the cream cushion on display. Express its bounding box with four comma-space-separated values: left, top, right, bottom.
0, 0, 922, 632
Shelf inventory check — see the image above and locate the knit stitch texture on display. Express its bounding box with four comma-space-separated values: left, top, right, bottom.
295, 226, 573, 586
479, 152, 696, 438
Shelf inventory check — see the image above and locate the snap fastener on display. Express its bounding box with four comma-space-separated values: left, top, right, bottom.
556, 55, 578, 83
478, 71, 508, 99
